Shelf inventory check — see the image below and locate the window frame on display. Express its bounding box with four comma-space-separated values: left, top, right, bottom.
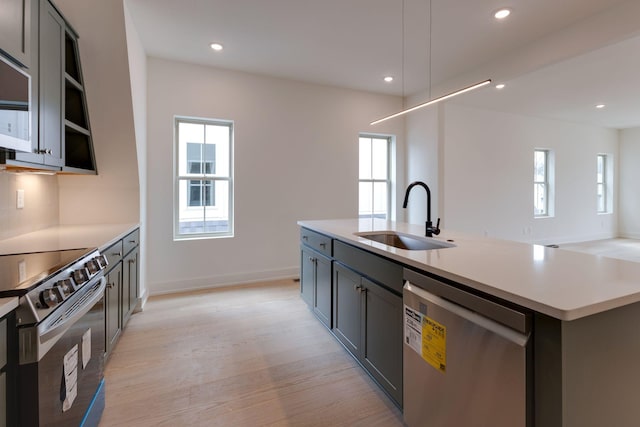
358, 134, 391, 220
174, 116, 234, 240
534, 149, 550, 217
596, 153, 608, 214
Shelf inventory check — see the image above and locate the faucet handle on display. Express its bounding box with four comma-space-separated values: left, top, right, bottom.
432, 218, 441, 235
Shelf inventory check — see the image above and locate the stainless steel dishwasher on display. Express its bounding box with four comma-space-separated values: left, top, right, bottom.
403, 269, 531, 427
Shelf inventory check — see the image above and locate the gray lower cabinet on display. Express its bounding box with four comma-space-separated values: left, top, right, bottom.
122, 231, 140, 325
300, 247, 315, 307
105, 262, 122, 358
299, 229, 403, 407
300, 228, 333, 328
333, 262, 403, 407
300, 246, 332, 327
103, 227, 140, 360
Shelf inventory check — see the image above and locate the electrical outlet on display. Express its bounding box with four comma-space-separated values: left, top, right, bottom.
16, 189, 24, 209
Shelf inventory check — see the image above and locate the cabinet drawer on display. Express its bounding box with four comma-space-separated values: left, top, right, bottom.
103, 240, 123, 269
123, 228, 140, 256
334, 240, 403, 294
300, 228, 332, 257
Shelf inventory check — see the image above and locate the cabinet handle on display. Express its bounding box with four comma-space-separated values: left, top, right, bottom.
319, 243, 326, 248
129, 240, 136, 243
112, 252, 122, 257
37, 148, 53, 155
128, 259, 136, 264
302, 236, 308, 240
309, 256, 315, 263
354, 285, 361, 292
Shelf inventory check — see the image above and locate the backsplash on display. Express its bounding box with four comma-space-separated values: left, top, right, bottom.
0, 172, 59, 241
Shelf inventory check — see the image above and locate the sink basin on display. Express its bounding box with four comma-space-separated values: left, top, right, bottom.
354, 231, 456, 251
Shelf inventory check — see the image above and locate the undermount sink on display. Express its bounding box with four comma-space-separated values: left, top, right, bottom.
354, 231, 456, 251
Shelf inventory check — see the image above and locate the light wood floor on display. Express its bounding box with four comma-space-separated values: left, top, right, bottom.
558, 238, 640, 263
99, 279, 404, 426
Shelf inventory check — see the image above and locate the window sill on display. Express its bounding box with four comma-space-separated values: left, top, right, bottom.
534, 215, 554, 219
174, 233, 234, 242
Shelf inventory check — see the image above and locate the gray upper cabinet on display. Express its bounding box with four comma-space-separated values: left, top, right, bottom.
36, 0, 64, 167
62, 24, 96, 173
4, 0, 97, 173
0, 0, 33, 68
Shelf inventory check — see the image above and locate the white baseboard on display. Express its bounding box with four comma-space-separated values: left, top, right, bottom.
533, 231, 618, 246
148, 266, 300, 296
619, 231, 640, 240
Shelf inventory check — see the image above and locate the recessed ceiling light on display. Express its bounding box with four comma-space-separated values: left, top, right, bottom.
210, 43, 223, 51
384, 76, 394, 83
596, 104, 606, 109
494, 9, 511, 19
495, 83, 506, 89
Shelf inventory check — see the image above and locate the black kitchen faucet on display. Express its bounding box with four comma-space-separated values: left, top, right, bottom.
402, 181, 441, 237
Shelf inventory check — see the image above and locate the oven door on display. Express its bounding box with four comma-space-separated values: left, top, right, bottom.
18, 277, 106, 426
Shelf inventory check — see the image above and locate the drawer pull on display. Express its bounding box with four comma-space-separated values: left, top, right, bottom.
129, 240, 136, 243
112, 252, 122, 257
320, 243, 326, 248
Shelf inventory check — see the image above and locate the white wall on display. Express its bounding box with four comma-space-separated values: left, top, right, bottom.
442, 104, 618, 244
404, 104, 442, 228
123, 0, 148, 303
619, 127, 640, 238
146, 57, 403, 294
54, 0, 140, 225
0, 174, 58, 240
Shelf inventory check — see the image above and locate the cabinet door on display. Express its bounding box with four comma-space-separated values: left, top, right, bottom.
300, 246, 315, 307
332, 263, 361, 356
361, 278, 403, 406
0, 0, 32, 67
313, 253, 332, 328
37, 0, 63, 166
122, 248, 138, 326
105, 263, 122, 358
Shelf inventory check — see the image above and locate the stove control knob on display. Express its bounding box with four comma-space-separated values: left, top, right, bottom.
39, 288, 59, 309
95, 255, 108, 269
57, 278, 75, 297
72, 268, 89, 285
86, 259, 100, 275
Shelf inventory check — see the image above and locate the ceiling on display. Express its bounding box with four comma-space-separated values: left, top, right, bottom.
125, 0, 640, 129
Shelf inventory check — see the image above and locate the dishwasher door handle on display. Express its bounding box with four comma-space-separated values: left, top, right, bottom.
404, 282, 530, 347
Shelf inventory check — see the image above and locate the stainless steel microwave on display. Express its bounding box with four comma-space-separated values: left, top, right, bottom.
0, 53, 31, 152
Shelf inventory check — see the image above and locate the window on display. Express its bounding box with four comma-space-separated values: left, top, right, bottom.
359, 135, 390, 219
175, 117, 233, 239
534, 149, 549, 216
187, 143, 216, 207
597, 154, 609, 213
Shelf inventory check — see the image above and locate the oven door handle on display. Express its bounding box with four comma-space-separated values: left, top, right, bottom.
39, 276, 106, 345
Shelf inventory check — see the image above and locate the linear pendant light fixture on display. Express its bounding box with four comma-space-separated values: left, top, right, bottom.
371, 0, 491, 126
371, 79, 492, 125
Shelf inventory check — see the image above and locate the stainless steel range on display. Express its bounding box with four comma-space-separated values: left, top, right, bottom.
0, 248, 108, 426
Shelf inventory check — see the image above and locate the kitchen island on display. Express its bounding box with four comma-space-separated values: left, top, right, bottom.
299, 218, 640, 427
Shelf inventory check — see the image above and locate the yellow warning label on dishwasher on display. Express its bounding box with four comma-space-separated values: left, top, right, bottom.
422, 316, 446, 373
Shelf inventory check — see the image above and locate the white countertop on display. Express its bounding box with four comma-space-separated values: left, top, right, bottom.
299, 218, 640, 321
0, 297, 18, 318
0, 223, 139, 255
0, 224, 138, 317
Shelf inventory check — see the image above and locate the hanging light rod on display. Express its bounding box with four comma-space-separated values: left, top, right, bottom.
370, 79, 492, 125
